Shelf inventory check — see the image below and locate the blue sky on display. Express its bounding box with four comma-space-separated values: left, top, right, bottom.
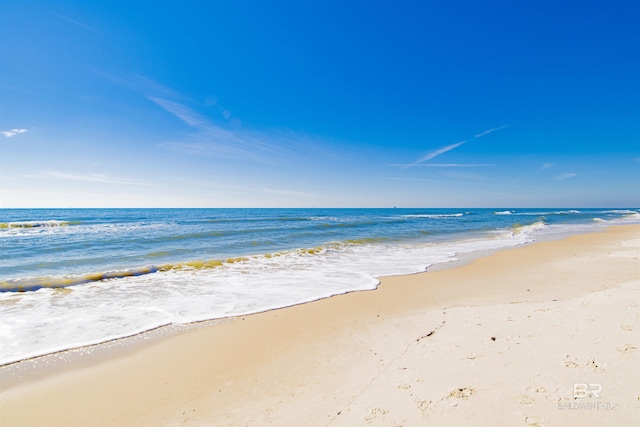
1, 0, 638, 208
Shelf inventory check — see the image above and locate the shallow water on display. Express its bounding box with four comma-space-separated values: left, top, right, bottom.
1, 208, 638, 364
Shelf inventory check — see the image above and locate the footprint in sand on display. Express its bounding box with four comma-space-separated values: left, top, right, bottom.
565, 355, 606, 372
585, 358, 606, 373
517, 394, 536, 405
564, 355, 579, 368
414, 399, 432, 418
363, 407, 389, 423
444, 387, 477, 407
527, 385, 558, 403
525, 416, 545, 426
447, 387, 477, 400
618, 344, 637, 356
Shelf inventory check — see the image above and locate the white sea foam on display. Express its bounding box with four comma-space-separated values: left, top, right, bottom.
0, 220, 173, 239
590, 211, 640, 223
2, 209, 638, 366
0, 228, 535, 365
0, 266, 159, 292
624, 212, 640, 220
1, 220, 70, 228
507, 210, 582, 216
401, 213, 464, 218
515, 220, 548, 235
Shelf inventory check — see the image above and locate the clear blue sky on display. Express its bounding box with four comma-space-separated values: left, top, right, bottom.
1, 0, 638, 208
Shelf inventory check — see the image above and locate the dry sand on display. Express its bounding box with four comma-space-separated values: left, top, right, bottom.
1, 225, 639, 426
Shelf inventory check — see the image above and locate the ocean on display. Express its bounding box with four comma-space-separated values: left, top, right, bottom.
1, 208, 638, 365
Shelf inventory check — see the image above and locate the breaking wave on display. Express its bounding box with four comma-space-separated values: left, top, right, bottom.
0, 220, 72, 229
401, 213, 464, 219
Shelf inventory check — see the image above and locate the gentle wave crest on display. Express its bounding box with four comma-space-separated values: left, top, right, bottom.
510, 220, 548, 236
0, 239, 397, 293
0, 220, 71, 228
401, 213, 464, 219
495, 210, 581, 216
0, 266, 158, 292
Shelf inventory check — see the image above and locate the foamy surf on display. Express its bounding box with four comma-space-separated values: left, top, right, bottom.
0, 266, 159, 292
1, 208, 638, 365
401, 213, 465, 218
0, 233, 527, 365
0, 220, 71, 228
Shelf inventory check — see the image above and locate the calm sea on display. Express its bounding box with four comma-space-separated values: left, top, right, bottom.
1, 208, 638, 364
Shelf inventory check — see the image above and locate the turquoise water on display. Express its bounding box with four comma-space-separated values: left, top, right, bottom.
0, 208, 638, 364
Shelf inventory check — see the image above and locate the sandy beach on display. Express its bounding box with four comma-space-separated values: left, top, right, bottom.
1, 224, 638, 426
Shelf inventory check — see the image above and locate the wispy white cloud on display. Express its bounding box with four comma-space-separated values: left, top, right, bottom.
50, 11, 99, 33
439, 171, 491, 181
28, 171, 151, 186
154, 177, 313, 198
401, 140, 467, 168
420, 141, 467, 162
148, 97, 205, 127
474, 125, 509, 138
261, 188, 313, 197
400, 125, 508, 169
98, 72, 181, 100
96, 74, 337, 164
541, 162, 554, 170
411, 163, 494, 167
150, 95, 332, 163
94, 73, 337, 164
554, 172, 577, 180
387, 176, 457, 184
2, 128, 27, 138
158, 125, 328, 164
387, 176, 534, 191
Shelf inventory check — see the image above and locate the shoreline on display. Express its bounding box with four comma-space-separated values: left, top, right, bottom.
0, 244, 504, 390
0, 226, 528, 372
0, 216, 633, 368
1, 224, 638, 426
0, 221, 603, 371
0, 224, 551, 381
